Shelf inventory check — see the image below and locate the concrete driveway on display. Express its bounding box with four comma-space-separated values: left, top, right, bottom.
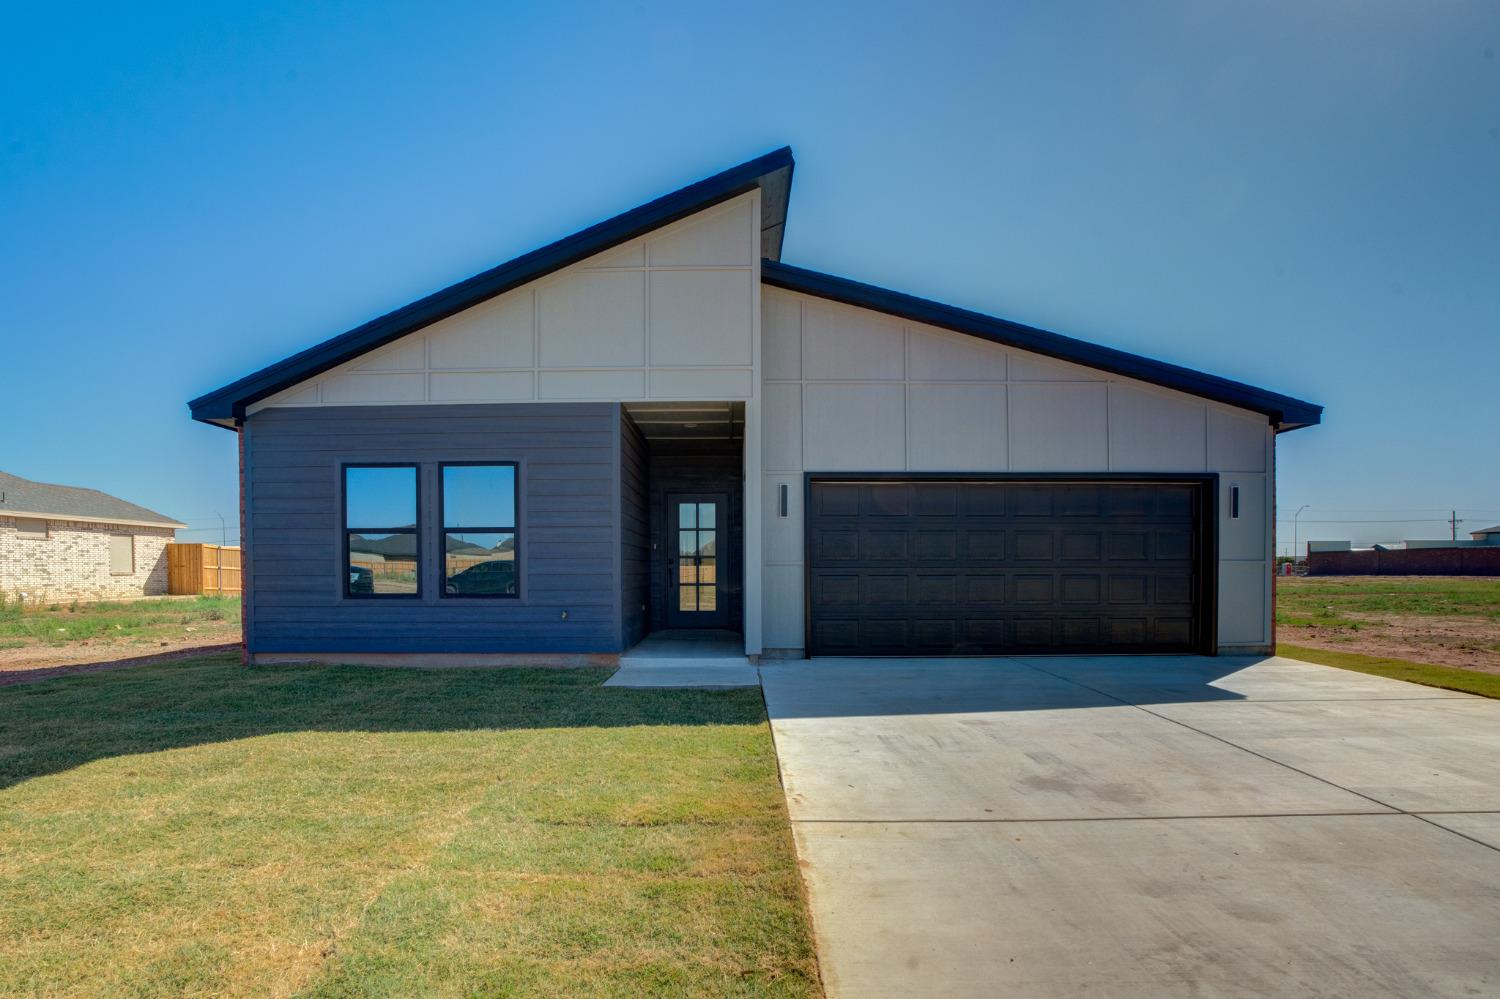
760, 655, 1500, 998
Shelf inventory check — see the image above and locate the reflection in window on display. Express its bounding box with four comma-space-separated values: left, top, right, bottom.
442, 464, 519, 597
345, 465, 419, 597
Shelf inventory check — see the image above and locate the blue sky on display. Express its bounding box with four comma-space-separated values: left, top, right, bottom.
3, 1, 1496, 552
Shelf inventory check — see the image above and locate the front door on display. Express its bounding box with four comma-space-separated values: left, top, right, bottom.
667, 494, 728, 628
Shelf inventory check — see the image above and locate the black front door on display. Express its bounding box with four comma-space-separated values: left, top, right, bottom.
667, 494, 728, 628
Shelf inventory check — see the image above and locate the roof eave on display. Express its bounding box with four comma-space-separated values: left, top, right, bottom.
761, 260, 1323, 432
189, 147, 796, 428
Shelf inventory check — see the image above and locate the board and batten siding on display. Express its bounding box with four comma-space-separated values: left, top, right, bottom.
245, 192, 763, 412
243, 403, 621, 654
760, 286, 1276, 655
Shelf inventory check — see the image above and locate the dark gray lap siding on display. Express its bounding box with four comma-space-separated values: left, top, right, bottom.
244, 403, 619, 654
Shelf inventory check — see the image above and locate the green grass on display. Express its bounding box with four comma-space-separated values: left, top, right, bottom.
0, 657, 822, 998
1276, 576, 1500, 625
0, 594, 240, 648
1278, 643, 1500, 700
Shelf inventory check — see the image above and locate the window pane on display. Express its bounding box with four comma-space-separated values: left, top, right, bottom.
443, 465, 516, 528
347, 532, 418, 594
698, 558, 716, 584
16, 517, 47, 540
679, 586, 697, 611
696, 530, 716, 556
678, 504, 696, 529
698, 586, 717, 611
679, 563, 698, 584
346, 466, 417, 529
698, 503, 716, 529
444, 532, 517, 595
678, 531, 698, 557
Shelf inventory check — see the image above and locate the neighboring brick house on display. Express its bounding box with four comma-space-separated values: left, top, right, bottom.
0, 471, 186, 602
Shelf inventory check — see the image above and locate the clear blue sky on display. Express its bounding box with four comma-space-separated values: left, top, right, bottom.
3, 1, 1496, 552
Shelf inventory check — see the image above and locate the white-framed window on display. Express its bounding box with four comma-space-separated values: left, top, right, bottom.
15, 517, 49, 540
109, 534, 134, 575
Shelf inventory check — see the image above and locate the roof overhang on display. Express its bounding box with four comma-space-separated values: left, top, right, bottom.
762, 260, 1322, 432
1, 508, 187, 530
189, 147, 795, 428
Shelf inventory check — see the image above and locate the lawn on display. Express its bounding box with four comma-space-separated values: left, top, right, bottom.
1278, 643, 1500, 700
1276, 576, 1500, 674
0, 656, 822, 998
0, 594, 241, 652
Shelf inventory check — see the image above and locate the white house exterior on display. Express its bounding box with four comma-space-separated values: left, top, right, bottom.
190, 148, 1319, 664
0, 471, 185, 603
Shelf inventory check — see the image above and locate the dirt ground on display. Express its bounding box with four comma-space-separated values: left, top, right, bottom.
1277, 576, 1500, 675
0, 642, 242, 687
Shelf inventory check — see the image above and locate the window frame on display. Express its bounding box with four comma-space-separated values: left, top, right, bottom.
438, 461, 520, 600
14, 517, 49, 541
341, 462, 422, 600
108, 533, 134, 575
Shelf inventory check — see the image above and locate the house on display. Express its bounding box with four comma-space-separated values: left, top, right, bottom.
189, 147, 1321, 665
0, 471, 186, 602
1471, 526, 1500, 545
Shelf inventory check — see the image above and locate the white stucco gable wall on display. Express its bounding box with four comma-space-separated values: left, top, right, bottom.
248, 191, 762, 412
759, 286, 1275, 654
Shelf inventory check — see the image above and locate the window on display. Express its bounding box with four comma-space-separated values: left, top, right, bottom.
441, 463, 518, 597
344, 465, 420, 597
15, 518, 48, 540
109, 534, 134, 575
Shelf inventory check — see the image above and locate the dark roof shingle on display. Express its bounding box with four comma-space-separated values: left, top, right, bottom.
0, 471, 184, 528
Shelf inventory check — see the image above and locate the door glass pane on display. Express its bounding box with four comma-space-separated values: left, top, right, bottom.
698, 503, 716, 529
678, 531, 698, 556
678, 505, 696, 529
696, 530, 716, 556
679, 563, 699, 584
698, 586, 717, 611
678, 586, 697, 611
698, 557, 716, 584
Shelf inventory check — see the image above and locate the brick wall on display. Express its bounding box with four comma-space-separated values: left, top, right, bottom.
1308, 546, 1500, 576
0, 517, 174, 602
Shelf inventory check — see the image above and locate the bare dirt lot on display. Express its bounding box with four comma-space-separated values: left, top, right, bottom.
1277, 576, 1500, 674
0, 595, 241, 680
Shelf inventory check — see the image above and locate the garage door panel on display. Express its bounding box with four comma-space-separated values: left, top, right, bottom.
865, 530, 909, 559
807, 479, 1207, 656
1014, 532, 1054, 559
1061, 532, 1102, 560
963, 531, 1007, 559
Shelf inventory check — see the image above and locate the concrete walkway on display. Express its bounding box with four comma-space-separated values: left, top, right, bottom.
604, 629, 759, 688
761, 655, 1500, 998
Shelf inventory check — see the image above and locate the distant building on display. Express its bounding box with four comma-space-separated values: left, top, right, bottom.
1471, 525, 1500, 545
0, 471, 185, 602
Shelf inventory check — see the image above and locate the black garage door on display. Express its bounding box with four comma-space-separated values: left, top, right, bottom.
806, 478, 1213, 656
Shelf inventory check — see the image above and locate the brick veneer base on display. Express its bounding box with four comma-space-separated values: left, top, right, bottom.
0, 517, 174, 602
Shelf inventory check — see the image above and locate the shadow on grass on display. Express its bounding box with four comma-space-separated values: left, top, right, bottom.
0, 655, 767, 791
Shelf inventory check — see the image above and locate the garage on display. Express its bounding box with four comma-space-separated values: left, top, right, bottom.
805, 476, 1215, 656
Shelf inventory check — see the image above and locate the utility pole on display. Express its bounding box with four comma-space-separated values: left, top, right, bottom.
1293, 505, 1310, 562
1450, 510, 1463, 541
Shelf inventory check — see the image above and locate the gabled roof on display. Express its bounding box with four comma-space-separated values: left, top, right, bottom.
0, 471, 185, 529
1472, 525, 1500, 536
189, 147, 796, 427
762, 260, 1322, 431
189, 144, 1322, 433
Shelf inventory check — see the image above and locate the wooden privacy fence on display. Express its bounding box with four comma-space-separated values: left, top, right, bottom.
167, 543, 242, 596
